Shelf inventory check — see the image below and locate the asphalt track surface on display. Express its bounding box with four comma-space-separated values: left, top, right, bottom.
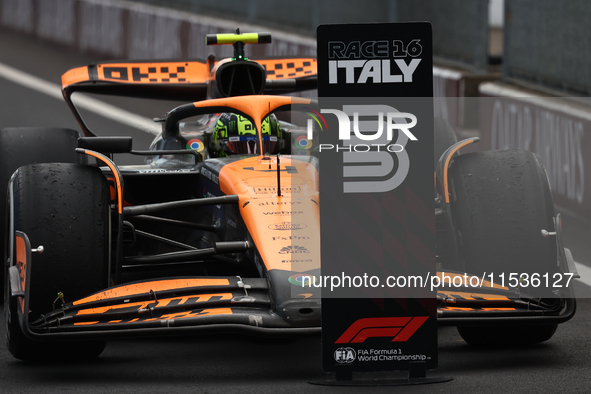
2, 28, 591, 393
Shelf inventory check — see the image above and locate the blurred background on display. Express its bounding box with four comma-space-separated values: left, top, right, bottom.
4, 0, 590, 92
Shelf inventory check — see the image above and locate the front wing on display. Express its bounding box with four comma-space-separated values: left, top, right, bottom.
10, 232, 576, 342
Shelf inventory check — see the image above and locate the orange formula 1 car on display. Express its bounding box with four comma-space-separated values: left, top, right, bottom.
2, 31, 576, 361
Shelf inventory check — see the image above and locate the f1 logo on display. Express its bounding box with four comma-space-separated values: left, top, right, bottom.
335, 316, 428, 343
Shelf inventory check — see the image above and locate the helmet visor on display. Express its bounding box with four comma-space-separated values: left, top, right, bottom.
225, 135, 259, 155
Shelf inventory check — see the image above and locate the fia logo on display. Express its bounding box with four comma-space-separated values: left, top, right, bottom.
334, 347, 356, 364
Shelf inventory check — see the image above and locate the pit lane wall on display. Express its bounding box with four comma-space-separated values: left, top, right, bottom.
433, 66, 499, 131
478, 83, 591, 220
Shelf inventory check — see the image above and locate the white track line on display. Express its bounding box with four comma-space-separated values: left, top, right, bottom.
0, 61, 160, 135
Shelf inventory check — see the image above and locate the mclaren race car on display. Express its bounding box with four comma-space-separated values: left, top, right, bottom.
2, 31, 577, 361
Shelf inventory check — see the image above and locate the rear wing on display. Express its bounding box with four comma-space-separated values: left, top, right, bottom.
61, 57, 317, 137
61, 59, 213, 101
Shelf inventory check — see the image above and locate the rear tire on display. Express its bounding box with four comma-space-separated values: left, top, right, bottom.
448, 150, 559, 346
1, 128, 82, 304
448, 149, 557, 277
5, 163, 109, 361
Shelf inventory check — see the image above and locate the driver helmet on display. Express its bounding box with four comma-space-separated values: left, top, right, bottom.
212, 113, 282, 156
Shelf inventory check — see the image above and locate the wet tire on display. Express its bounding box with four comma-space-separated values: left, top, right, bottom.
448, 149, 557, 277
1, 128, 82, 303
5, 163, 108, 361
448, 150, 559, 346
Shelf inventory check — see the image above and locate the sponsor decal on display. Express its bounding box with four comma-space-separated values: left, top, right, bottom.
101, 64, 188, 83
253, 186, 301, 194
278, 245, 310, 254
289, 273, 317, 286
186, 138, 205, 152
335, 316, 428, 343
227, 218, 237, 229
281, 259, 313, 263
295, 135, 313, 150
204, 190, 222, 209
263, 211, 303, 216
137, 169, 193, 173
273, 236, 310, 241
334, 347, 357, 364
258, 201, 302, 206
201, 167, 219, 184
268, 222, 307, 230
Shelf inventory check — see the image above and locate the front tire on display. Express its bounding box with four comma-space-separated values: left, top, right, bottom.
1, 128, 82, 303
5, 163, 109, 361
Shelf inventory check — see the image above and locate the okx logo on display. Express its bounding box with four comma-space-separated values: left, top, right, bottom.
335, 316, 428, 343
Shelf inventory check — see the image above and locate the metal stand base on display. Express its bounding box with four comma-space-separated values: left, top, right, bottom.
310, 362, 453, 387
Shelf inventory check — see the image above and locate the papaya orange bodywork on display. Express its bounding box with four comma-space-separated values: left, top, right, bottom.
62, 61, 211, 88
73, 308, 234, 326
190, 95, 321, 273
61, 66, 91, 88
219, 155, 320, 272
441, 138, 478, 203
437, 291, 510, 301
257, 58, 317, 80
15, 235, 27, 314
73, 278, 230, 305
61, 59, 318, 89
75, 293, 233, 316
439, 306, 517, 312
